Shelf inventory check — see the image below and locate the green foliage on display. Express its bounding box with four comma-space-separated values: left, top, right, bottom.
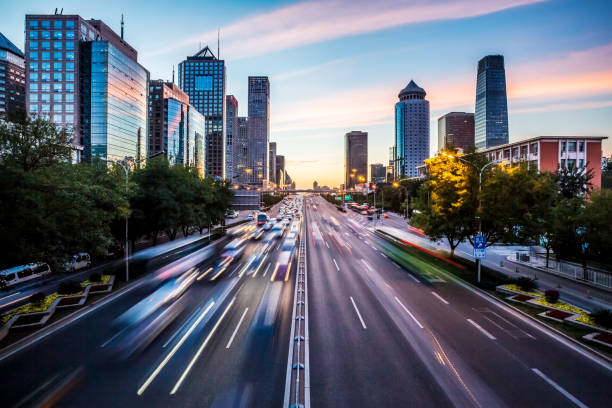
591, 309, 612, 329
578, 189, 612, 267
556, 164, 593, 199
262, 193, 283, 208
514, 277, 539, 291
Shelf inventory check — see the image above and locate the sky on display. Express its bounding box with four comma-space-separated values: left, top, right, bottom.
3, 0, 612, 188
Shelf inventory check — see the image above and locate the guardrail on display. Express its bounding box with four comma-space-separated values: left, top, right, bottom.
284, 210, 310, 408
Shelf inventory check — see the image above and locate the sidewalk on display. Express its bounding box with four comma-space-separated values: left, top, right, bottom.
375, 213, 612, 312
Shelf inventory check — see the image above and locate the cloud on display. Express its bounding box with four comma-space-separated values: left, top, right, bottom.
144, 0, 546, 59
511, 99, 612, 114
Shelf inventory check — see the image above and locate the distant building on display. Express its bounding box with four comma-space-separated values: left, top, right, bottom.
269, 141, 277, 184
0, 32, 25, 122
475, 55, 509, 149
313, 180, 318, 190
148, 80, 204, 172
234, 117, 249, 184
370, 163, 386, 183
247, 76, 270, 185
345, 131, 368, 189
276, 154, 286, 187
25, 14, 149, 163
438, 112, 474, 152
225, 95, 238, 181
394, 80, 429, 178
178, 46, 226, 178
388, 146, 396, 180
231, 188, 261, 210
482, 136, 607, 189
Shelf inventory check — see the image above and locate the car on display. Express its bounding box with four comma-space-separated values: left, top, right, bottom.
383, 213, 390, 218
263, 222, 274, 231
225, 210, 239, 219
65, 252, 91, 272
252, 228, 265, 240
276, 215, 283, 221
368, 214, 374, 220
247, 215, 254, 221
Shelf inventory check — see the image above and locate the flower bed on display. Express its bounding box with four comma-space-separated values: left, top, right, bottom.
512, 294, 534, 302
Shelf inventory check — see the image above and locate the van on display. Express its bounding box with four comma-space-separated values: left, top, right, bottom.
65, 252, 91, 272
0, 263, 52, 289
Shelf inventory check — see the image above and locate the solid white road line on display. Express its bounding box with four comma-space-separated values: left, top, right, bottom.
262, 262, 271, 277
392, 261, 401, 269
467, 318, 496, 340
226, 307, 249, 349
531, 368, 589, 408
407, 273, 421, 283
333, 259, 339, 271
171, 297, 236, 394
137, 301, 215, 396
325, 240, 330, 249
394, 297, 424, 329
380, 253, 388, 259
431, 291, 450, 305
360, 259, 373, 272
0, 291, 21, 302
350, 296, 367, 329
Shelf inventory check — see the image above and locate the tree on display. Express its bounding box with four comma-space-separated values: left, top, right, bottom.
556, 164, 593, 199
579, 189, 612, 268
412, 153, 476, 257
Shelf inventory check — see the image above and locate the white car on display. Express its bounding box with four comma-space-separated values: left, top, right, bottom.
65, 252, 91, 272
247, 215, 254, 221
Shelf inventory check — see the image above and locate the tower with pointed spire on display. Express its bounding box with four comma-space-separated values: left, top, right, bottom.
394, 80, 430, 178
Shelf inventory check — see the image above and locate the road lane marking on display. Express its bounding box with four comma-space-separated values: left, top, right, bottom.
467, 318, 496, 340
431, 291, 450, 305
0, 294, 31, 308
0, 292, 21, 302
406, 273, 421, 283
137, 301, 215, 396
360, 259, 373, 272
171, 297, 236, 394
392, 261, 401, 269
197, 267, 213, 280
226, 307, 249, 349
100, 328, 126, 348
333, 259, 339, 271
262, 262, 271, 277
350, 296, 367, 329
380, 253, 387, 258
325, 240, 330, 248
531, 368, 588, 408
394, 297, 423, 329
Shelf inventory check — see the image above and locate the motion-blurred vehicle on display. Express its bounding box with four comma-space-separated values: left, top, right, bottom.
106, 272, 195, 359
64, 252, 91, 272
263, 221, 274, 231
252, 228, 265, 240
270, 222, 286, 239
225, 210, 239, 219
383, 213, 390, 218
271, 250, 294, 281
210, 239, 246, 281
247, 215, 254, 221
276, 215, 283, 221
257, 213, 268, 226
0, 263, 51, 289
368, 214, 374, 220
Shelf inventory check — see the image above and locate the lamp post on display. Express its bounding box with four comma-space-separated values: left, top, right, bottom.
441, 152, 505, 283
103, 150, 165, 282
392, 181, 409, 219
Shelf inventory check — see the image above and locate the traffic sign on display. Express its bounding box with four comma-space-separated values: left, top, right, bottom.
474, 234, 486, 259
335, 197, 342, 201
344, 195, 351, 200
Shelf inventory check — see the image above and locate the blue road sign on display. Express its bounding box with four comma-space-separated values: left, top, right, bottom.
474, 234, 486, 259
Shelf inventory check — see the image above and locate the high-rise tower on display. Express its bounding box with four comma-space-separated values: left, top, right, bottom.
475, 55, 509, 149
344, 131, 368, 189
394, 80, 429, 178
247, 76, 270, 185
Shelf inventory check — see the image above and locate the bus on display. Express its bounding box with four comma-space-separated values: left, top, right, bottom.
257, 213, 268, 226
0, 263, 52, 289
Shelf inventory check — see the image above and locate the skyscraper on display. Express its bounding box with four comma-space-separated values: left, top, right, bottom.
247, 76, 270, 185
225, 95, 238, 181
25, 15, 149, 163
344, 131, 368, 189
438, 112, 475, 152
0, 32, 25, 122
475, 55, 509, 149
269, 141, 277, 185
370, 163, 386, 183
395, 80, 429, 178
148, 80, 204, 171
275, 154, 285, 187
178, 46, 226, 178
234, 117, 249, 184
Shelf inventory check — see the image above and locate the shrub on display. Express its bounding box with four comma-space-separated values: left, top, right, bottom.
591, 309, 612, 329
544, 289, 560, 303
57, 281, 82, 295
89, 272, 102, 282
29, 292, 46, 304
515, 277, 538, 292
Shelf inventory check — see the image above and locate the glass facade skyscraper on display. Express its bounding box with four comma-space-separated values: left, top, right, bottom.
475, 55, 509, 149
178, 46, 226, 178
344, 131, 368, 189
225, 95, 238, 181
81, 41, 148, 163
247, 76, 270, 185
0, 32, 25, 122
395, 80, 429, 178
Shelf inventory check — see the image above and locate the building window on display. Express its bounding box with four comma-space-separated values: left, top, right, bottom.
29, 52, 38, 60
30, 41, 38, 50
29, 84, 38, 92
41, 41, 50, 50
567, 159, 576, 168
53, 83, 62, 92
560, 159, 566, 168
53, 114, 62, 123
65, 94, 74, 102
53, 73, 62, 82
41, 73, 50, 81
41, 31, 50, 39
65, 104, 74, 113
65, 52, 74, 60
41, 84, 50, 92
561, 141, 566, 152
66, 31, 75, 39
41, 93, 50, 102
530, 143, 538, 155
53, 41, 62, 50
578, 159, 584, 168
53, 94, 62, 102
53, 31, 63, 39
65, 114, 73, 123
42, 62, 50, 71
66, 62, 74, 71
66, 20, 75, 29
66, 41, 74, 50
568, 141, 576, 152
53, 20, 62, 29
30, 94, 38, 102
65, 83, 74, 92
578, 141, 584, 152
29, 20, 39, 29
29, 31, 38, 39
42, 52, 50, 60
65, 73, 74, 81
30, 73, 39, 81
53, 104, 62, 112
41, 104, 50, 112
53, 52, 62, 60
30, 104, 38, 112
54, 62, 62, 71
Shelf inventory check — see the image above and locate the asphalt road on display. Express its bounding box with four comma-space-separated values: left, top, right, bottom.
0, 202, 297, 408
305, 195, 612, 407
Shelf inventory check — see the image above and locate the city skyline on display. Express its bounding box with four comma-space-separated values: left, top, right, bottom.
2, 0, 611, 187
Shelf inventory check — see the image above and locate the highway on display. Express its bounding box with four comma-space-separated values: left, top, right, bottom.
0, 203, 297, 408
305, 195, 612, 407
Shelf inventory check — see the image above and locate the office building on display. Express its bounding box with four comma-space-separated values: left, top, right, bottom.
438, 112, 474, 152
269, 141, 277, 185
394, 80, 429, 178
178, 46, 226, 178
25, 14, 148, 163
345, 131, 368, 189
0, 32, 26, 122
247, 76, 270, 185
475, 55, 509, 149
148, 80, 204, 171
234, 117, 249, 184
481, 136, 607, 189
370, 163, 386, 183
276, 154, 286, 187
225, 95, 238, 181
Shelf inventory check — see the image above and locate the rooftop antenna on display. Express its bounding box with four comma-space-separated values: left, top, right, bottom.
60, 8, 63, 15
54, 8, 58, 15
217, 27, 220, 59
121, 14, 124, 40
172, 65, 175, 84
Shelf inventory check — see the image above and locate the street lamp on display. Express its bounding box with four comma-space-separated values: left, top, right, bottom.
441, 152, 506, 283
103, 150, 165, 282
